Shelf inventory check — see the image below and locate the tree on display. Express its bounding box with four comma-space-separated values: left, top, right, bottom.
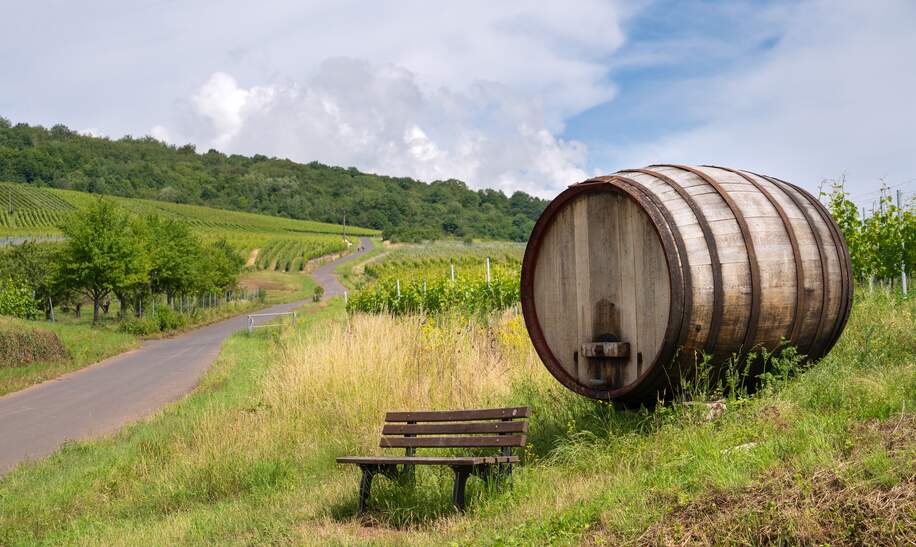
199, 238, 244, 293
0, 242, 74, 319
56, 199, 150, 323
146, 215, 202, 305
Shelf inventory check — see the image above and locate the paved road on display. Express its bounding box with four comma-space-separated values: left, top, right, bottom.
0, 236, 374, 475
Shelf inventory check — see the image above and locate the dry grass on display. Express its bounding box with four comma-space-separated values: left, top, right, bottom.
263, 312, 542, 457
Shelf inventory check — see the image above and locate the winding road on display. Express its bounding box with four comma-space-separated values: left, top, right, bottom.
0, 237, 374, 475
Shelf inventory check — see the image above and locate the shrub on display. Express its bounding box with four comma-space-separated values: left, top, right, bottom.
0, 278, 41, 319
154, 306, 187, 331
117, 316, 160, 336
0, 327, 70, 368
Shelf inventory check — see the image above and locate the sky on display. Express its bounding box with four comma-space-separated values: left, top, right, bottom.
2, 0, 915, 204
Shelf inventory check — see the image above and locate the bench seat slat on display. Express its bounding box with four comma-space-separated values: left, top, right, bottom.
380, 435, 525, 448
337, 455, 519, 466
385, 407, 530, 422
382, 422, 528, 436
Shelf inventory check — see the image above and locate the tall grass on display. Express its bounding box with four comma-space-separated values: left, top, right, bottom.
0, 290, 913, 544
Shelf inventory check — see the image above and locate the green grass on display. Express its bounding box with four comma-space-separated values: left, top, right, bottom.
0, 181, 380, 242
238, 269, 318, 304
0, 288, 912, 545
0, 316, 139, 396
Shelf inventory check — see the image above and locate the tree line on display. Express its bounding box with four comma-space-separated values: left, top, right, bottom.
0, 199, 244, 324
0, 118, 548, 242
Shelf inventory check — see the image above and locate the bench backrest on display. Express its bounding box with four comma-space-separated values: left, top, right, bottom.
380, 407, 529, 453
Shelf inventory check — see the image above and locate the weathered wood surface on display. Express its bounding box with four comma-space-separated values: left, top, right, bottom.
521, 165, 852, 405
382, 421, 528, 436
380, 435, 526, 449
336, 456, 519, 466
385, 407, 529, 422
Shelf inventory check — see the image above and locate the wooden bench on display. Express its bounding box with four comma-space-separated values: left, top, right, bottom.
337, 406, 530, 512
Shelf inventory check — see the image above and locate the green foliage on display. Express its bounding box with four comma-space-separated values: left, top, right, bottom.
56, 199, 150, 322
0, 180, 375, 239
347, 275, 519, 315
0, 121, 545, 241
827, 183, 915, 283
348, 241, 524, 315
146, 215, 202, 299
0, 277, 40, 319
254, 236, 347, 271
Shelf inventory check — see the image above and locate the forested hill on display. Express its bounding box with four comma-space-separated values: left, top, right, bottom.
0, 119, 548, 241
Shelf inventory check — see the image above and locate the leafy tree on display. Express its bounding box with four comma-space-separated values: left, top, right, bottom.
200, 238, 244, 293
146, 215, 202, 305
56, 199, 150, 323
0, 242, 74, 319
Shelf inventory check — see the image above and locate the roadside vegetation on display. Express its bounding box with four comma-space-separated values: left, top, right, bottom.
0, 243, 911, 543
0, 199, 349, 395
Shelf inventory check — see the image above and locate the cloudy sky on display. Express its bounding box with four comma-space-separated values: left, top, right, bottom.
2, 0, 914, 203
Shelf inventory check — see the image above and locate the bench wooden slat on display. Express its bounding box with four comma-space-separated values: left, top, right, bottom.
382, 421, 528, 436
380, 435, 526, 448
385, 407, 530, 422
337, 455, 519, 466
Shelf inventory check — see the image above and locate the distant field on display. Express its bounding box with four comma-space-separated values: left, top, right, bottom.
0, 181, 378, 237
0, 181, 379, 265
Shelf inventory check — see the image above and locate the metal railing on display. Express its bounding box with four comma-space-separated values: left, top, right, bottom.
247, 311, 297, 334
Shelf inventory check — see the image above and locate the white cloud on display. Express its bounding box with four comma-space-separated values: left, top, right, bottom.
165, 56, 597, 197
605, 0, 916, 198
150, 125, 171, 143
79, 128, 105, 138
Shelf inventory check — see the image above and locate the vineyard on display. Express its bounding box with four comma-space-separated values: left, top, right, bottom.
347, 241, 524, 314
0, 182, 379, 242
252, 237, 348, 272
827, 184, 915, 288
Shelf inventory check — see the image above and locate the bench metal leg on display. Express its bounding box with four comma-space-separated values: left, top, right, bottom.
358, 467, 374, 513
452, 467, 471, 511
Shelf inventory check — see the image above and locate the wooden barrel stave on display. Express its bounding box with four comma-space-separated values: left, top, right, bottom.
521, 165, 852, 405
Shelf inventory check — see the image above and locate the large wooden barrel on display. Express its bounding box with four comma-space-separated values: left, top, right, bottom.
521, 165, 853, 405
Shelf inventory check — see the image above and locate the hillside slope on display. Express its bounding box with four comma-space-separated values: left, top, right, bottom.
0, 119, 548, 241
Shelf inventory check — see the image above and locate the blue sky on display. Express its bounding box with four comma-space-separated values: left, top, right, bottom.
2, 0, 914, 203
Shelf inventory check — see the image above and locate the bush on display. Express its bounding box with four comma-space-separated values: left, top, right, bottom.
154, 306, 187, 331
0, 278, 41, 319
117, 316, 160, 336
313, 285, 325, 302
0, 327, 70, 368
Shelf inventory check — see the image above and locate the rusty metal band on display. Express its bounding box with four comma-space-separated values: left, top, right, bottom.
705, 165, 807, 344
520, 179, 685, 403
771, 177, 853, 358
756, 174, 828, 357
651, 164, 763, 355
619, 168, 724, 355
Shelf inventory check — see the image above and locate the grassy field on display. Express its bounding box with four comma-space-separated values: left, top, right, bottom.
0, 276, 912, 544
